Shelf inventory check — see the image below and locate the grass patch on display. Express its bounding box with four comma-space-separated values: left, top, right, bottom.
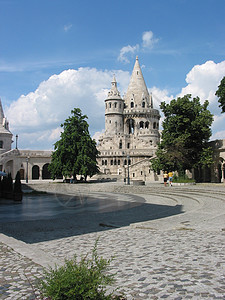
173, 174, 195, 183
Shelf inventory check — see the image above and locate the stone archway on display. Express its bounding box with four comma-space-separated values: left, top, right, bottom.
32, 165, 40, 180
42, 163, 51, 179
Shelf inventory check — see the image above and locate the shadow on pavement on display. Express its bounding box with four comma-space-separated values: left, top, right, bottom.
0, 193, 183, 243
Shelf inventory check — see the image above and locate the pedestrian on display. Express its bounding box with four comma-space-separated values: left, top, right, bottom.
168, 171, 173, 186
163, 171, 168, 187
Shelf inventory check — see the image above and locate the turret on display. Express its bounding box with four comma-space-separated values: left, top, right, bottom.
105, 76, 124, 135
0, 99, 13, 154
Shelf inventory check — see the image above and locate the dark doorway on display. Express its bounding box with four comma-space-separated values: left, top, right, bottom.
42, 163, 51, 179
32, 165, 39, 180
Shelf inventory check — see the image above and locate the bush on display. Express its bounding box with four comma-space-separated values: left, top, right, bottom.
173, 174, 195, 183
38, 240, 124, 299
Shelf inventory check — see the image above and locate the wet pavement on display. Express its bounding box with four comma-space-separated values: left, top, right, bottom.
0, 182, 225, 299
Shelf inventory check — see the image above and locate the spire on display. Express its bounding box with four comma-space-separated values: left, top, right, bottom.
0, 99, 5, 125
124, 56, 151, 108
107, 75, 122, 99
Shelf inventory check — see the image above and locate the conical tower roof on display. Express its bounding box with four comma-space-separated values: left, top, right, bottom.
106, 75, 122, 100
0, 99, 5, 125
0, 98, 12, 134
124, 56, 151, 108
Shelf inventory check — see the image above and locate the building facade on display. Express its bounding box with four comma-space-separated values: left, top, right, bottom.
97, 57, 160, 181
0, 99, 52, 180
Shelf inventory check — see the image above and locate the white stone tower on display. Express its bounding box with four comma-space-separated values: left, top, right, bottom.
105, 75, 124, 136
0, 99, 12, 154
97, 57, 160, 181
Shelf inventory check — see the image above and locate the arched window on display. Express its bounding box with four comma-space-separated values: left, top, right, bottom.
114, 160, 117, 165
111, 160, 113, 165
32, 165, 39, 180
0, 141, 3, 148
124, 159, 127, 165
102, 160, 104, 165
114, 102, 117, 108
127, 119, 135, 134
128, 159, 131, 165
153, 122, 156, 129
142, 102, 145, 108
118, 160, 120, 165
119, 140, 122, 149
140, 121, 144, 129
42, 163, 51, 179
109, 102, 111, 108
131, 102, 134, 108
127, 143, 130, 149
145, 121, 149, 129
105, 160, 107, 165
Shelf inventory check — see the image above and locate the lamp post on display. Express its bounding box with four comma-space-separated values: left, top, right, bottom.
26, 157, 29, 183
16, 134, 18, 149
127, 155, 130, 185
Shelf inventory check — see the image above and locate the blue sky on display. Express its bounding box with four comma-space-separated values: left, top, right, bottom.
0, 0, 225, 149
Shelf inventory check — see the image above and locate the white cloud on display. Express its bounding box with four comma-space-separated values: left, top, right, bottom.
64, 24, 72, 32
118, 44, 140, 63
177, 60, 225, 140
6, 60, 225, 150
6, 68, 130, 150
142, 31, 158, 49
149, 86, 174, 110
179, 60, 225, 113
118, 30, 159, 63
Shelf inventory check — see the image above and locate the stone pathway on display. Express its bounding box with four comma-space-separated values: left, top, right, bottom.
0, 242, 42, 299
0, 182, 225, 299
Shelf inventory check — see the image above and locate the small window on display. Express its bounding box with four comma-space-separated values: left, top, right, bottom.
0, 141, 3, 148
140, 121, 144, 129
119, 140, 122, 149
145, 121, 149, 129
118, 160, 120, 165
124, 159, 127, 165
141, 171, 143, 175
105, 160, 107, 165
109, 103, 111, 108
114, 102, 117, 108
127, 143, 130, 149
111, 160, 113, 165
153, 122, 156, 129
102, 160, 104, 165
119, 103, 121, 109
131, 102, 134, 108
128, 159, 131, 165
133, 173, 135, 177
142, 102, 145, 108
114, 160, 117, 165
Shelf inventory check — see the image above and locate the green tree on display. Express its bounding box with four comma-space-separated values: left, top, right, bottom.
49, 108, 99, 181
215, 76, 225, 113
152, 94, 214, 176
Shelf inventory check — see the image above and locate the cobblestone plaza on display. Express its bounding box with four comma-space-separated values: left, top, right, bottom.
0, 182, 225, 299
